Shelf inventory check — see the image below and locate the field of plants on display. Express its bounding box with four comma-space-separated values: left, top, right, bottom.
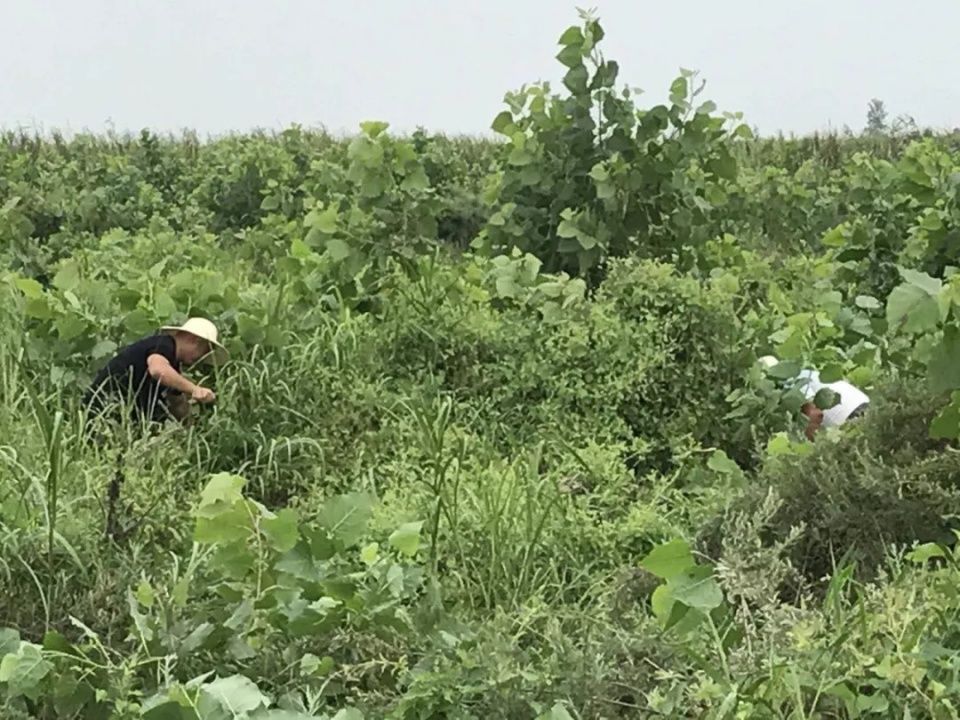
4, 12, 960, 719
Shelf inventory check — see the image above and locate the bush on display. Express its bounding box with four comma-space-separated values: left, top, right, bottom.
596, 258, 750, 473
699, 383, 960, 592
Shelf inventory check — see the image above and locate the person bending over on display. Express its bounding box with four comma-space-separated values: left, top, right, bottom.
84, 317, 228, 427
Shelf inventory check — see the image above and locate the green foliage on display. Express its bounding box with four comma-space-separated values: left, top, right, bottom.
701, 384, 959, 591
475, 13, 749, 278
4, 11, 960, 720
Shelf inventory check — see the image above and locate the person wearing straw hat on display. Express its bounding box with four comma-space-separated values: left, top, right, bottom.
758, 355, 870, 441
84, 317, 228, 426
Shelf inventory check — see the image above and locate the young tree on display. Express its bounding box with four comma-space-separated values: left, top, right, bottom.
865, 98, 888, 134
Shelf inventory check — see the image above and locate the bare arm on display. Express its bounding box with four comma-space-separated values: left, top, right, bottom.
147, 354, 216, 403
801, 402, 823, 441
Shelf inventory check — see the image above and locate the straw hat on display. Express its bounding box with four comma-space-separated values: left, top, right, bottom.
160, 317, 229, 365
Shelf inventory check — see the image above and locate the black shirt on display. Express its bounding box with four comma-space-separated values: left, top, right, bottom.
84, 334, 180, 422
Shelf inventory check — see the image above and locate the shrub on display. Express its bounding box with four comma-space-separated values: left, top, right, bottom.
699, 383, 960, 592
595, 258, 749, 473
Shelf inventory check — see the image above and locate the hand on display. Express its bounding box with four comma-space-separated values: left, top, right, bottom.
191, 386, 217, 404
167, 393, 193, 420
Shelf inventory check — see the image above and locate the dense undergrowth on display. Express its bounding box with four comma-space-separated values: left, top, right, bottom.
3, 11, 960, 720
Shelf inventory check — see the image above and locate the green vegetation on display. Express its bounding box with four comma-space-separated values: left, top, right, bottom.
4, 11, 960, 719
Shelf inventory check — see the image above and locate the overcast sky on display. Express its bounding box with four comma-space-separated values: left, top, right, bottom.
3, 1, 957, 138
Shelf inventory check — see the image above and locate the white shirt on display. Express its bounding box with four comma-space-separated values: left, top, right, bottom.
793, 369, 870, 427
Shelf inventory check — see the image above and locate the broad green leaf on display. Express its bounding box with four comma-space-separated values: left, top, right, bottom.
290, 236, 312, 260
141, 697, 187, 720
663, 596, 700, 634
305, 204, 338, 234
198, 473, 245, 512
388, 521, 424, 557
148, 258, 169, 279
563, 65, 589, 94
669, 76, 688, 104
194, 474, 252, 544
886, 283, 941, 334
56, 314, 86, 341
224, 598, 255, 632
115, 287, 142, 311
199, 674, 270, 716
640, 539, 694, 579
930, 393, 960, 440
91, 339, 117, 360
0, 628, 20, 657
907, 542, 946, 564
819, 362, 845, 383
0, 642, 52, 700
195, 505, 252, 545
576, 231, 598, 250
856, 693, 889, 713
308, 597, 342, 618
228, 636, 257, 661
299, 653, 335, 677
813, 388, 839, 410
670, 565, 723, 611
124, 308, 155, 336
538, 281, 564, 299
332, 709, 364, 720
347, 136, 384, 167
706, 184, 728, 206
136, 579, 155, 608
539, 702, 575, 720
556, 218, 578, 238
507, 147, 533, 167
650, 584, 674, 621
557, 25, 584, 46
360, 542, 380, 566
155, 291, 177, 319
519, 253, 542, 282
928, 326, 960, 394
900, 267, 942, 295
556, 44, 584, 68
488, 212, 505, 230
173, 578, 189, 607
360, 120, 389, 137
260, 194, 280, 211
326, 238, 352, 262
262, 509, 299, 553
495, 275, 520, 298
767, 360, 801, 381
823, 683, 858, 713
62, 289, 81, 310
821, 224, 847, 248
400, 166, 429, 192
180, 623, 214, 655
24, 296, 54, 320
767, 432, 814, 457
53, 260, 80, 291
358, 171, 388, 198
237, 314, 266, 345
14, 277, 44, 299
855, 295, 881, 310
491, 111, 514, 135
707, 450, 741, 475
319, 492, 374, 548
706, 149, 737, 180
848, 365, 874, 387
589, 163, 609, 182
